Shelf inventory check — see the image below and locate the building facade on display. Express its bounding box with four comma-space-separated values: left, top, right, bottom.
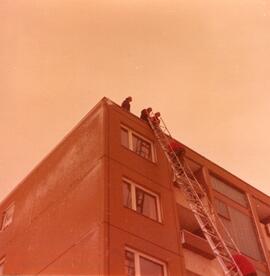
0, 97, 269, 275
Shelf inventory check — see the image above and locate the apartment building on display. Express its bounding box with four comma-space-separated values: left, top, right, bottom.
0, 97, 269, 275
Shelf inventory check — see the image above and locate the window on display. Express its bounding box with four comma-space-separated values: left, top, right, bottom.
214, 198, 230, 220
123, 179, 162, 222
125, 248, 167, 276
210, 176, 247, 207
0, 258, 4, 276
121, 126, 155, 161
1, 203, 15, 230
215, 198, 263, 261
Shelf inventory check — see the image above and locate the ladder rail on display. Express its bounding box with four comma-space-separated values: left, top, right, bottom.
159, 115, 241, 254
183, 160, 241, 252
147, 115, 243, 276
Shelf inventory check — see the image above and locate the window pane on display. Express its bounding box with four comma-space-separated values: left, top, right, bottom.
220, 205, 263, 260
214, 198, 230, 219
136, 188, 158, 221
211, 176, 247, 207
123, 181, 132, 208
140, 256, 164, 276
218, 216, 234, 246
132, 134, 152, 160
121, 128, 129, 148
125, 251, 135, 276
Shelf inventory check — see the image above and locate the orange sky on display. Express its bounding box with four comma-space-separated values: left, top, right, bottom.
1, 0, 270, 202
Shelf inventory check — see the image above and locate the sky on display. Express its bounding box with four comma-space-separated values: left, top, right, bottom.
1, 0, 270, 203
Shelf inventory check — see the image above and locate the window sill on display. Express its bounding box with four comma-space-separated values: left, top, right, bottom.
123, 206, 163, 225
121, 145, 158, 165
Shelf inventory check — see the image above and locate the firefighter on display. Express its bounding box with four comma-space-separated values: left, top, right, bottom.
232, 254, 257, 276
121, 97, 132, 111
168, 139, 185, 162
151, 112, 161, 126
140, 107, 152, 122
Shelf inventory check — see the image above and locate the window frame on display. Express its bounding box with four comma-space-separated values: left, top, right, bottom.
1, 203, 15, 231
214, 195, 264, 261
123, 178, 162, 223
210, 177, 266, 262
125, 247, 168, 276
121, 125, 156, 162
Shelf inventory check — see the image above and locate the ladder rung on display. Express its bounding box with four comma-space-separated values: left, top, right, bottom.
147, 117, 243, 276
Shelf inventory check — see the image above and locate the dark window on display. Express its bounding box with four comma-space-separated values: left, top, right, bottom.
120, 126, 155, 162
125, 250, 135, 276
122, 179, 161, 222
123, 181, 132, 208
140, 256, 164, 276
125, 249, 167, 276
132, 134, 152, 160
136, 187, 158, 221
121, 128, 129, 148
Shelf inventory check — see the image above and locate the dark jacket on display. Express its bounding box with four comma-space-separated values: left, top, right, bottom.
121, 99, 131, 111
140, 109, 148, 121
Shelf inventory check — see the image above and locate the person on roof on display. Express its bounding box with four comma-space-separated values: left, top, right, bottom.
231, 254, 257, 276
140, 107, 152, 122
150, 112, 161, 127
168, 139, 185, 162
121, 97, 132, 111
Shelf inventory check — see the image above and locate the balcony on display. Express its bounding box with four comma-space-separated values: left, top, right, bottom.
181, 230, 215, 259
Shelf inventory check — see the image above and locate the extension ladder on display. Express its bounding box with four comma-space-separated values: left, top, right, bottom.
147, 115, 243, 276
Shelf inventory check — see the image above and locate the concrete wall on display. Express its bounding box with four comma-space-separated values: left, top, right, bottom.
183, 249, 223, 276
108, 104, 172, 188
1, 98, 269, 275
107, 104, 185, 275
0, 100, 107, 275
